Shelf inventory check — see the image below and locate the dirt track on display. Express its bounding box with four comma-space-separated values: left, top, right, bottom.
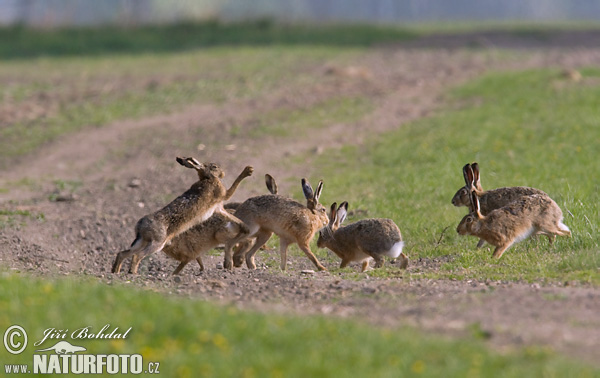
1, 32, 600, 366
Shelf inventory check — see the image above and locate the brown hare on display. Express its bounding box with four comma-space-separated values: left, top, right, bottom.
224, 178, 329, 271
162, 174, 278, 275
457, 191, 571, 259
111, 158, 253, 274
452, 162, 548, 247
317, 201, 408, 272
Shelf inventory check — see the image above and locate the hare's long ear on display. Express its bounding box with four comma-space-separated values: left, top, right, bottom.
329, 202, 338, 226
265, 174, 278, 195
314, 180, 323, 203
470, 191, 482, 218
336, 201, 348, 227
471, 162, 482, 192
301, 178, 314, 200
463, 163, 474, 191
176, 157, 203, 170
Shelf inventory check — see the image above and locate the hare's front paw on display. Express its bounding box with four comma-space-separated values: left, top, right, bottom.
242, 166, 254, 177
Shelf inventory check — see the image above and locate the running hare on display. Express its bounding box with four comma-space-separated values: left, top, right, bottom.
452, 162, 548, 247
317, 201, 408, 272
162, 174, 278, 274
224, 178, 329, 271
457, 191, 571, 259
111, 158, 253, 274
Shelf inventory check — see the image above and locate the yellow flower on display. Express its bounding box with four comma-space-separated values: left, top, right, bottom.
411, 360, 425, 374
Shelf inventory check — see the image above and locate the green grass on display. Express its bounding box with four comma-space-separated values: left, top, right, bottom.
1, 272, 597, 377
0, 46, 357, 162
0, 21, 418, 60
315, 68, 600, 284
249, 96, 373, 138
0, 209, 45, 228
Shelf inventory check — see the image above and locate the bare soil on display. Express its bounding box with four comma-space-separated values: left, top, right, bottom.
1, 32, 599, 366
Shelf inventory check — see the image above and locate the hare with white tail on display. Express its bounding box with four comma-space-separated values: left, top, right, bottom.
224, 178, 329, 271
317, 202, 408, 272
457, 191, 571, 259
452, 162, 548, 248
162, 174, 277, 275
111, 157, 253, 274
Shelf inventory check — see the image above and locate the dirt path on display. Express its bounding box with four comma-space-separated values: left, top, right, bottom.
1, 36, 599, 367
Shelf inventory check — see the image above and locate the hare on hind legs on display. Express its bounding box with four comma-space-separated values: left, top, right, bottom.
162, 174, 278, 275
111, 158, 253, 274
456, 191, 571, 259
224, 178, 329, 271
317, 201, 408, 272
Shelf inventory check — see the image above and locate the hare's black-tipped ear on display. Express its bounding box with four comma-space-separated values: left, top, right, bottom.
301, 178, 314, 200
471, 162, 481, 190
329, 202, 338, 225
314, 180, 323, 202
336, 201, 348, 226
176, 157, 201, 169
265, 174, 278, 195
463, 163, 474, 190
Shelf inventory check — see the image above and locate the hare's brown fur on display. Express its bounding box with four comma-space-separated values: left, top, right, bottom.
224, 179, 329, 271
452, 163, 548, 214
457, 193, 571, 258
317, 202, 407, 272
452, 162, 549, 248
161, 174, 277, 274
111, 159, 253, 274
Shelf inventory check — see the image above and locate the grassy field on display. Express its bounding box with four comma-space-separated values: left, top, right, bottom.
313, 68, 600, 284
0, 45, 363, 162
1, 272, 597, 377
1, 22, 600, 376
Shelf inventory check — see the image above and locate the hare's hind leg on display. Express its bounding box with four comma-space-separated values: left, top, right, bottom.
491, 241, 514, 259
398, 252, 409, 269
224, 232, 253, 270
112, 237, 146, 273
372, 255, 384, 269
112, 249, 130, 273
243, 229, 273, 270
129, 241, 166, 274
360, 259, 371, 272
172, 260, 191, 275
196, 257, 205, 271
233, 239, 253, 267
296, 241, 327, 271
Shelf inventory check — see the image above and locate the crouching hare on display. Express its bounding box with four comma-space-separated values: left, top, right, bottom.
457, 191, 571, 259
111, 158, 253, 274
317, 202, 408, 272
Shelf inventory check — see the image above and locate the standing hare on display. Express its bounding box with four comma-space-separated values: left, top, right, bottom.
162, 174, 278, 275
317, 202, 408, 272
452, 162, 548, 247
457, 191, 571, 258
111, 157, 253, 274
224, 178, 329, 271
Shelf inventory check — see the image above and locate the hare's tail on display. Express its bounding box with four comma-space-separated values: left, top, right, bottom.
383, 241, 405, 258
557, 221, 571, 236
